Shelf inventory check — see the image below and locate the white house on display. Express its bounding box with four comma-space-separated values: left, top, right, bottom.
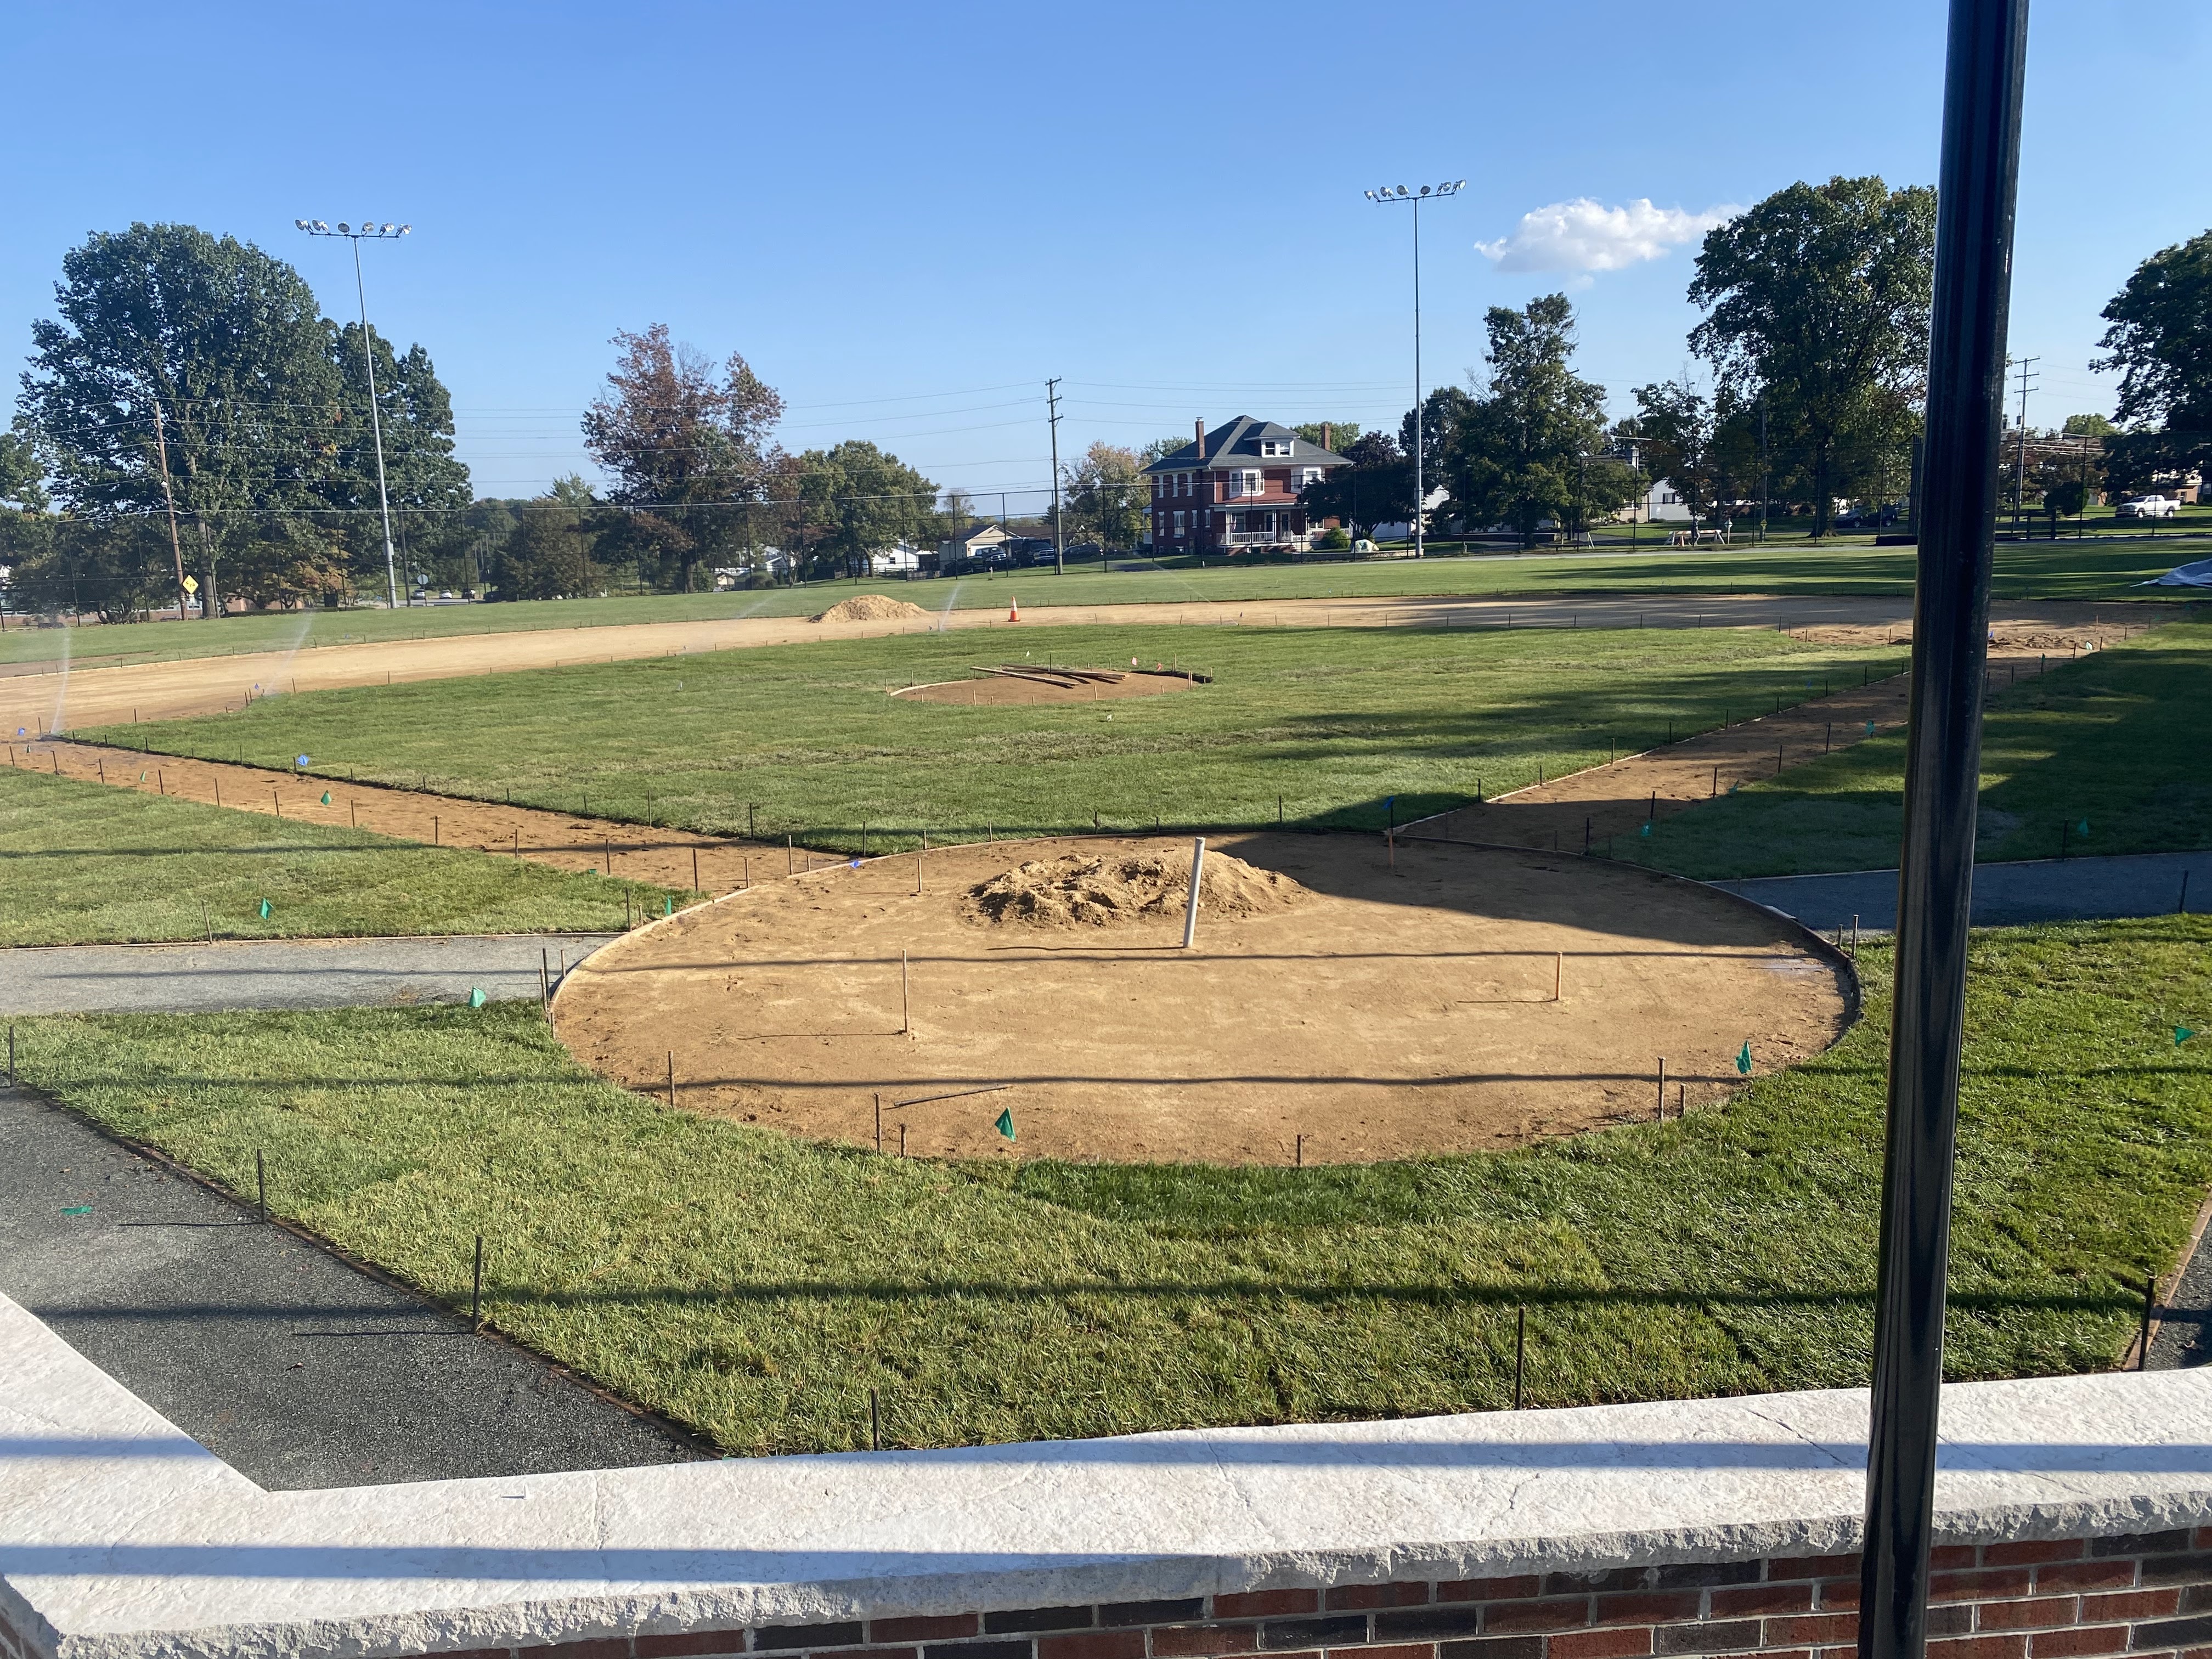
867, 545, 923, 576
1633, 480, 1694, 523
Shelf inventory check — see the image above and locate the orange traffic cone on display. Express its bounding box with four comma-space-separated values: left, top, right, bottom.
1008, 596, 1020, 622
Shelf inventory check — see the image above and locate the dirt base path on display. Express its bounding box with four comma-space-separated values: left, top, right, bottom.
4, 594, 2158, 736
1407, 625, 2136, 857
552, 832, 1851, 1165
9, 740, 797, 896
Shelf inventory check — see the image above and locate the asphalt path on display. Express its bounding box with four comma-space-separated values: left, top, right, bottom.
0, 932, 613, 1015
1713, 850, 2211, 934
0, 1083, 706, 1488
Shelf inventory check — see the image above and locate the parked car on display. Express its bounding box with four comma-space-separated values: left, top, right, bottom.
2116, 495, 2180, 519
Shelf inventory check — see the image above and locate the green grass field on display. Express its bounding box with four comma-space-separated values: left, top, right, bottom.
1644, 621, 2212, 878
100, 623, 1915, 848
0, 765, 679, 946
4, 534, 2199, 671
16, 915, 2207, 1454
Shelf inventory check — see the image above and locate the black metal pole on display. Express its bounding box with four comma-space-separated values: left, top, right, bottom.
1859, 7, 2029, 1659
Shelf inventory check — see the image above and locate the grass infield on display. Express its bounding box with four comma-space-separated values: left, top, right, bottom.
0, 765, 680, 946
14, 915, 2208, 1454
103, 623, 1912, 848
1644, 621, 2212, 878
3, 534, 2198, 670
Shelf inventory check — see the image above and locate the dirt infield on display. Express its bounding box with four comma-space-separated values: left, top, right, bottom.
552, 832, 1851, 1164
893, 669, 1197, 706
3, 595, 2155, 736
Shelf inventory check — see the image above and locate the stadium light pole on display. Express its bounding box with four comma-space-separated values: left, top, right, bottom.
298, 218, 410, 610
1364, 180, 1465, 559
1858, 8, 2029, 1659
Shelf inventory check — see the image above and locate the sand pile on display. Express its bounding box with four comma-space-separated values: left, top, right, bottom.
964, 849, 1307, 929
811, 594, 932, 623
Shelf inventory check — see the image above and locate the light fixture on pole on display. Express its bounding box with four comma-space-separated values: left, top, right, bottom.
1364, 179, 1465, 559
297, 218, 411, 610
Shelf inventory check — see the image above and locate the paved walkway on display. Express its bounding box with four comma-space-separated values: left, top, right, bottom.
1713, 850, 2210, 934
0, 932, 613, 1015
0, 1084, 703, 1488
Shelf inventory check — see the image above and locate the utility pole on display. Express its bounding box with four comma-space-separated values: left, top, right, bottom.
1365, 180, 1465, 558
1046, 377, 1065, 575
2006, 356, 2038, 538
147, 394, 194, 624
1758, 396, 1770, 546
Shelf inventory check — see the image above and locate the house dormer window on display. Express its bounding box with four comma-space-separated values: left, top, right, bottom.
1259, 438, 1293, 458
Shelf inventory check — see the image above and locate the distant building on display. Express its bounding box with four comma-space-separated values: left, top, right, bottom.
1143, 417, 1347, 555
868, 545, 923, 576
1634, 480, 1695, 523
937, 521, 1014, 568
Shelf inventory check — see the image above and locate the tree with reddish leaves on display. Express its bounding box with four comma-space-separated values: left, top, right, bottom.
581, 325, 783, 591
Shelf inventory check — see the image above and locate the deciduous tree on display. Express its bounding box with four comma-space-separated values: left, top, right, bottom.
17, 223, 346, 615
2094, 229, 2212, 499
1687, 177, 1934, 537
1443, 295, 1626, 543
582, 325, 784, 592
1062, 442, 1146, 550
1297, 432, 1409, 539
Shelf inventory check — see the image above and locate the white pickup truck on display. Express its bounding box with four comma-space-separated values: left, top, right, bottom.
2116, 494, 2181, 518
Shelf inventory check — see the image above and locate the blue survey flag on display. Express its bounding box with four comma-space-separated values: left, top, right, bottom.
258, 899, 271, 919
994, 1107, 1017, 1142
296, 754, 309, 768
1736, 1041, 1752, 1075
467, 986, 487, 1009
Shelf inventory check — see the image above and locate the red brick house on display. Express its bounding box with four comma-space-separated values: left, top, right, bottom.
1144, 417, 1348, 554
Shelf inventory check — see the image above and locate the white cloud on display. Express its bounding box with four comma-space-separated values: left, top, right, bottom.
1475, 198, 1740, 274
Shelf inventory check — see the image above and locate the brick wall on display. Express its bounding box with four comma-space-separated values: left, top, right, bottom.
408, 1530, 2212, 1659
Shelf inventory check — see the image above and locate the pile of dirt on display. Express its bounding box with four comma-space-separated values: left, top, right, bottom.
811, 594, 932, 623
964, 849, 1307, 930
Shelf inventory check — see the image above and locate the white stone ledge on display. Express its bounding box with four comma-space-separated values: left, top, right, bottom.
3, 1293, 2210, 1659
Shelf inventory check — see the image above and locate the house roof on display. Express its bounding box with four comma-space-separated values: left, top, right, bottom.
948, 521, 1011, 543
1144, 417, 1348, 473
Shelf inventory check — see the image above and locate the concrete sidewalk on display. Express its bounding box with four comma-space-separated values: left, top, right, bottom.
0, 1084, 704, 1488
1713, 849, 2210, 933
0, 932, 614, 1015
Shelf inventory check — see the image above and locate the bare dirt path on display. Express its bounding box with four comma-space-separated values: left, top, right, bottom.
1404, 622, 2139, 857
553, 832, 1850, 1165
10, 740, 794, 896
3, 592, 2155, 736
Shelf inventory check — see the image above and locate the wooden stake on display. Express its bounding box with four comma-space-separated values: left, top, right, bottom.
667, 1051, 676, 1108
875, 1093, 883, 1154
255, 1149, 267, 1222
1513, 1306, 1527, 1409
692, 846, 701, 891
901, 948, 911, 1034
1553, 951, 1563, 1002
1657, 1057, 1667, 1119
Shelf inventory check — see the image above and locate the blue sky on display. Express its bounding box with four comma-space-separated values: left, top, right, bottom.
3, 1, 2204, 511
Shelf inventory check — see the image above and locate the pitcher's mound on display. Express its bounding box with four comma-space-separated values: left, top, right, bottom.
895, 669, 1194, 706
811, 594, 932, 623
967, 849, 1305, 930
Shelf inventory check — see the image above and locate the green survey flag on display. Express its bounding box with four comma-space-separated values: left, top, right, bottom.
1736, 1041, 1752, 1075
258, 899, 271, 919
1865, 721, 1876, 737
1639, 822, 1652, 838
994, 1107, 1017, 1142
2077, 819, 2090, 838
467, 986, 487, 1009
662, 895, 674, 916
320, 791, 332, 805
2181, 1026, 2199, 1047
